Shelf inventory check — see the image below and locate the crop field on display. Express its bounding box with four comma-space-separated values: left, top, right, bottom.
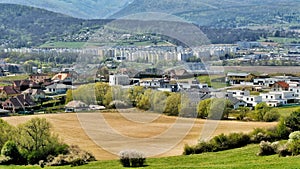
2, 109, 276, 161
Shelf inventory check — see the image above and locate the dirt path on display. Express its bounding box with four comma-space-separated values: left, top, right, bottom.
2, 110, 276, 160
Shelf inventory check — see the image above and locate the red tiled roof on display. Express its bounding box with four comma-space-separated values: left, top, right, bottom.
275, 81, 289, 88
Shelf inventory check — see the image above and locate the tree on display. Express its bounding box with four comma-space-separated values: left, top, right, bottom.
0, 119, 15, 150
164, 93, 181, 116
197, 99, 211, 118
237, 107, 250, 120
285, 109, 300, 132
15, 118, 68, 164
152, 91, 169, 113
95, 82, 110, 105
127, 86, 145, 107
65, 89, 73, 104
255, 102, 270, 121
137, 89, 152, 110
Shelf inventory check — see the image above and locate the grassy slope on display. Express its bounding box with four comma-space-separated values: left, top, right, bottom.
2, 144, 300, 169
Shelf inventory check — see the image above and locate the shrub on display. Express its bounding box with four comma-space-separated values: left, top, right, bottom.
285, 109, 300, 132
183, 144, 195, 155
194, 142, 216, 154
288, 131, 300, 156
263, 110, 280, 122
108, 100, 130, 109
288, 139, 300, 156
1, 141, 22, 164
119, 150, 146, 167
277, 143, 291, 157
257, 141, 276, 156
250, 128, 271, 143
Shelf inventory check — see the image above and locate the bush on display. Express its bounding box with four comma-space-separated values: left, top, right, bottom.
250, 128, 271, 143
108, 100, 130, 109
1, 141, 22, 164
194, 142, 216, 154
46, 145, 95, 166
263, 110, 280, 122
285, 109, 300, 132
119, 150, 146, 167
288, 131, 300, 156
257, 141, 277, 156
183, 144, 195, 155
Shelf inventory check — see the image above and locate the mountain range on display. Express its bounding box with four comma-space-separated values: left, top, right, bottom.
1, 0, 299, 27
0, 0, 133, 19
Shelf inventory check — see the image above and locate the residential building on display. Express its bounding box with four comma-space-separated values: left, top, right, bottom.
226, 72, 255, 85
2, 94, 36, 113
109, 74, 130, 86
45, 83, 74, 94
271, 81, 289, 92
29, 73, 51, 84
241, 95, 262, 107
65, 100, 89, 112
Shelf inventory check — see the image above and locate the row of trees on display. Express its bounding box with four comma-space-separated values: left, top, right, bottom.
67, 82, 247, 120
66, 82, 281, 122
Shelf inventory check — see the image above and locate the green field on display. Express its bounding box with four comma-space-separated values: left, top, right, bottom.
1, 144, 300, 169
0, 74, 29, 82
40, 42, 86, 48
260, 37, 300, 44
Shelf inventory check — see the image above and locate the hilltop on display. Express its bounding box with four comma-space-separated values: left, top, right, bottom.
0, 3, 110, 48
110, 0, 300, 28
0, 0, 133, 19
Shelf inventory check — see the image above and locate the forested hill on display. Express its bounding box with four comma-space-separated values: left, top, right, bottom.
0, 0, 133, 19
110, 0, 300, 28
0, 3, 269, 48
0, 4, 110, 48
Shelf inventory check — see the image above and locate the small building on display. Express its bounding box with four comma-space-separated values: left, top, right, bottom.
45, 83, 74, 94
241, 95, 262, 107
271, 81, 289, 92
0, 86, 20, 100
65, 101, 89, 112
29, 73, 51, 84
22, 88, 46, 101
109, 74, 130, 86
226, 72, 255, 85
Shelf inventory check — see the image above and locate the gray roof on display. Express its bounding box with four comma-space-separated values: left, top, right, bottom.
227, 72, 250, 77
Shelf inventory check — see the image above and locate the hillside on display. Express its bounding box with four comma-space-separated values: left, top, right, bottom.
110, 0, 300, 27
0, 0, 133, 19
0, 4, 110, 48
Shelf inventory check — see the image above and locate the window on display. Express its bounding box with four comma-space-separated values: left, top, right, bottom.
251, 98, 253, 101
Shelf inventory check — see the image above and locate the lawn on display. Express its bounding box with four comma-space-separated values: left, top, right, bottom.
1, 144, 300, 168
40, 42, 86, 48
0, 74, 29, 82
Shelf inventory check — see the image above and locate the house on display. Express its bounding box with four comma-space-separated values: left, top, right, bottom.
2, 94, 36, 113
45, 83, 74, 94
29, 73, 51, 84
226, 95, 246, 109
22, 88, 46, 101
140, 79, 162, 88
271, 81, 289, 92
227, 90, 250, 99
241, 95, 262, 107
109, 74, 130, 86
226, 72, 255, 85
13, 80, 40, 91
260, 92, 287, 106
0, 86, 20, 100
65, 100, 89, 112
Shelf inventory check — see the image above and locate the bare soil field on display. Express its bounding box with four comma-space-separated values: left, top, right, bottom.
211, 66, 300, 74
2, 109, 276, 160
